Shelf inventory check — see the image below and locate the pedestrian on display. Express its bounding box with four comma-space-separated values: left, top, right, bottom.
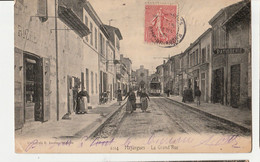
166, 89, 170, 97
195, 86, 201, 106
182, 87, 187, 103
117, 88, 123, 105
124, 88, 136, 113
76, 88, 89, 114
140, 88, 150, 113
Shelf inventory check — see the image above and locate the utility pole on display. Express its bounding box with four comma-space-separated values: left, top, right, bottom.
55, 0, 59, 120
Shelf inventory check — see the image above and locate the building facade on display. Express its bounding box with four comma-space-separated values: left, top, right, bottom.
209, 0, 250, 108
14, 0, 124, 130
136, 65, 149, 90
156, 64, 164, 95
104, 25, 123, 93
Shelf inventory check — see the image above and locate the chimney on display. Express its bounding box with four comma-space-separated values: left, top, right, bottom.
163, 60, 166, 64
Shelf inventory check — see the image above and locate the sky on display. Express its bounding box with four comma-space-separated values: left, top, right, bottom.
88, 0, 241, 74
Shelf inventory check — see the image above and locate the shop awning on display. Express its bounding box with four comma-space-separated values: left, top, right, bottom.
58, 5, 90, 37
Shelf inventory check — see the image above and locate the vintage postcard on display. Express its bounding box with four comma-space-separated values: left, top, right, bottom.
14, 0, 252, 153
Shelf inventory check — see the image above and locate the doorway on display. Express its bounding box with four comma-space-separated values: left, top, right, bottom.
201, 73, 206, 101
230, 64, 240, 108
212, 68, 224, 104
24, 53, 43, 122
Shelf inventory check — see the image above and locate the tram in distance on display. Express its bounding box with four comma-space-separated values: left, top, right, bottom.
149, 81, 161, 96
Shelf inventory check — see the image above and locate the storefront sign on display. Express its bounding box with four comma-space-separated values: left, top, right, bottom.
17, 25, 37, 44
214, 48, 245, 55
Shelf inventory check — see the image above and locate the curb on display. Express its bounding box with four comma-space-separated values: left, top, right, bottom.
165, 97, 251, 134
73, 101, 127, 138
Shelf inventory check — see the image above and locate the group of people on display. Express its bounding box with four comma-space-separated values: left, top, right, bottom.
117, 88, 150, 113
182, 86, 201, 106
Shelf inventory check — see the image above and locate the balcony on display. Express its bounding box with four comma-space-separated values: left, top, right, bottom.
58, 5, 90, 37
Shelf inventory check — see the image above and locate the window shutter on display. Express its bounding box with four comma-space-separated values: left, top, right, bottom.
37, 0, 48, 22
14, 48, 24, 129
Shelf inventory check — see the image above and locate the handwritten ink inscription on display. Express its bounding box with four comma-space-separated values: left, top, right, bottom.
22, 134, 244, 153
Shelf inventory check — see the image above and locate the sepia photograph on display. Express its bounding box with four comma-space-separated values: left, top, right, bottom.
14, 0, 252, 153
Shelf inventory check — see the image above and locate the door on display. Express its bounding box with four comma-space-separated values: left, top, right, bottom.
201, 73, 206, 101
24, 54, 43, 122
231, 64, 240, 108
85, 68, 89, 92
81, 72, 84, 91
213, 68, 224, 104
42, 58, 50, 121
67, 76, 73, 114
14, 48, 24, 129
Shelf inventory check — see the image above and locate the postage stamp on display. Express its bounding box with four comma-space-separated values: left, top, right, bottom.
144, 3, 186, 47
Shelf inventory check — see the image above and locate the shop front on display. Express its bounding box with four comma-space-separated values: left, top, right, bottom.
15, 48, 50, 130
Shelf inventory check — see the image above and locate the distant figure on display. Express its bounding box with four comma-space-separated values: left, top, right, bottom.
182, 87, 187, 103
195, 86, 201, 106
117, 89, 122, 105
182, 87, 193, 103
166, 89, 170, 97
124, 88, 136, 113
140, 88, 150, 113
77, 88, 89, 114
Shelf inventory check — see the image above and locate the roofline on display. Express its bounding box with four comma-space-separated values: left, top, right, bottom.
184, 28, 212, 53
209, 9, 224, 25
84, 1, 110, 38
222, 2, 250, 26
104, 24, 123, 40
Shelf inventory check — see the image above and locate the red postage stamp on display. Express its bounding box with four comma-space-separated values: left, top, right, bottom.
145, 4, 177, 45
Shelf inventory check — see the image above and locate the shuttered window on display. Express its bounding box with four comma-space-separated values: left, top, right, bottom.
37, 0, 48, 22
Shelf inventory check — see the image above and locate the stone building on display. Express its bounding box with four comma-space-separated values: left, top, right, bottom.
120, 54, 132, 94
14, 0, 123, 130
171, 54, 182, 95
14, 0, 91, 129
104, 25, 123, 92
136, 65, 149, 90
156, 64, 164, 95
184, 28, 212, 103
209, 0, 250, 108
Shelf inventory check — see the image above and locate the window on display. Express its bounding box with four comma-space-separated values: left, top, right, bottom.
95, 28, 97, 49
207, 44, 210, 61
213, 28, 218, 48
37, 0, 48, 22
192, 52, 195, 66
81, 72, 84, 90
189, 53, 192, 67
86, 68, 89, 92
103, 37, 105, 56
91, 71, 94, 94
202, 48, 206, 63
95, 73, 97, 93
84, 16, 88, 42
90, 22, 93, 45
195, 50, 198, 65
100, 34, 103, 55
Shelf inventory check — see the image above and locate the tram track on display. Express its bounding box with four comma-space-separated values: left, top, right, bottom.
153, 97, 250, 136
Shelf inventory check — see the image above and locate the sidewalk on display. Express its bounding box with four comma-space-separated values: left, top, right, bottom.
166, 95, 251, 131
15, 99, 125, 139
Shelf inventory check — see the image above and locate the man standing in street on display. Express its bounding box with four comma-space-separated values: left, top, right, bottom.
195, 86, 201, 106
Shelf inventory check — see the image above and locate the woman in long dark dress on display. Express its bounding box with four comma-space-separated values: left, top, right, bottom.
124, 89, 136, 113
140, 89, 150, 112
76, 88, 89, 114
